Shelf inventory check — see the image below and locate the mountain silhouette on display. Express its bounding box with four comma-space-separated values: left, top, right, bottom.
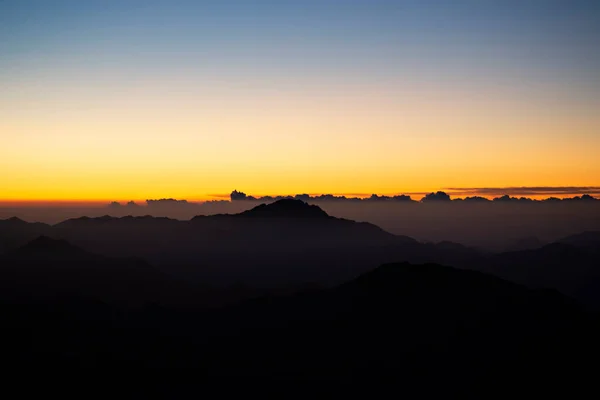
0, 217, 51, 253
2, 202, 600, 307
27, 200, 423, 285
3, 260, 590, 389
0, 237, 192, 307
237, 199, 330, 218
484, 242, 600, 306
504, 236, 543, 251
0, 233, 597, 391
12, 235, 89, 260
558, 231, 600, 248
175, 262, 596, 390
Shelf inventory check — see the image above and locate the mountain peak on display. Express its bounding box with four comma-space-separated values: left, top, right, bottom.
1, 216, 26, 224
16, 236, 85, 256
558, 231, 600, 247
341, 262, 514, 299
238, 199, 330, 219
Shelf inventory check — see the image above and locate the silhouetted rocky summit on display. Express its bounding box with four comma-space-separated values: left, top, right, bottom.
238, 199, 330, 218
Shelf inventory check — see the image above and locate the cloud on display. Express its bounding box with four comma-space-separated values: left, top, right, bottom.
104, 189, 599, 210
144, 199, 199, 211
454, 196, 490, 202
421, 191, 452, 202
230, 190, 257, 201
146, 198, 191, 206
227, 189, 599, 203
228, 191, 415, 203
445, 187, 600, 196
108, 201, 141, 208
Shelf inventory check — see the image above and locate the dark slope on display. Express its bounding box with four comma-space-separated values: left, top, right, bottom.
558, 231, 600, 248
504, 235, 544, 251
0, 236, 193, 307
0, 217, 51, 252
484, 242, 600, 307
12, 235, 92, 260
0, 261, 595, 392
182, 262, 593, 388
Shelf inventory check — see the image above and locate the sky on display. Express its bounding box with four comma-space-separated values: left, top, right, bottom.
1, 0, 599, 202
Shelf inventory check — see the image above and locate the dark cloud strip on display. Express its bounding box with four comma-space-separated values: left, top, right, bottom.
444, 187, 600, 196
222, 189, 599, 203
107, 188, 600, 208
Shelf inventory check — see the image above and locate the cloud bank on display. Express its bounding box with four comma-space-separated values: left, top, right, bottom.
445, 186, 600, 197
104, 188, 600, 211
225, 189, 599, 203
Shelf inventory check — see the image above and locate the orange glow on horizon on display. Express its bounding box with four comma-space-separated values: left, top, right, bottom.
2, 1, 599, 209
2, 68, 599, 202
0, 191, 597, 208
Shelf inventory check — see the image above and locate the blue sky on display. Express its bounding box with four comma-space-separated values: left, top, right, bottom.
2, 0, 598, 85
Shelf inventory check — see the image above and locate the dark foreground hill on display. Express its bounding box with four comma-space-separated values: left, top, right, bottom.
0, 248, 597, 393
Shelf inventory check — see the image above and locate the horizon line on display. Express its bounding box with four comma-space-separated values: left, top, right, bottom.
1, 186, 600, 207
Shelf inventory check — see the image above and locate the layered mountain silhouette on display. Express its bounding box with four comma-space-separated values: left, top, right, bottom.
13, 235, 90, 259
0, 217, 51, 253
194, 262, 593, 385
1, 200, 441, 286
0, 236, 192, 307
1, 202, 599, 389
0, 257, 595, 391
1, 200, 600, 308
484, 235, 600, 307
558, 231, 600, 248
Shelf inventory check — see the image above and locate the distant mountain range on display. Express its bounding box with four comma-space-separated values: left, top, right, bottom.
1, 199, 599, 307
1, 200, 432, 286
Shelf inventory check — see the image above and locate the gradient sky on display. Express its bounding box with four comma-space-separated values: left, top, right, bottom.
1, 0, 599, 201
